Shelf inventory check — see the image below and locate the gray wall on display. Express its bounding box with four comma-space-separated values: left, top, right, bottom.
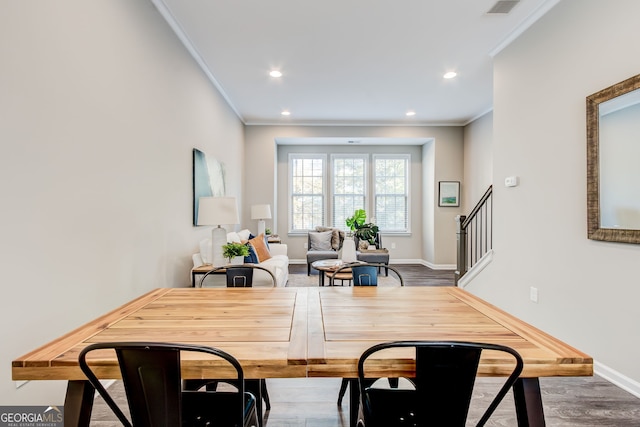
244, 125, 464, 267
463, 111, 493, 209
0, 0, 244, 404
465, 0, 640, 390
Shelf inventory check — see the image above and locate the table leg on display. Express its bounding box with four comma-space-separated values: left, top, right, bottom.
513, 377, 546, 427
348, 378, 359, 427
319, 271, 325, 286
64, 380, 95, 427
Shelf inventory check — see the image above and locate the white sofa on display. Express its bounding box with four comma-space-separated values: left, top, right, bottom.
193, 230, 288, 287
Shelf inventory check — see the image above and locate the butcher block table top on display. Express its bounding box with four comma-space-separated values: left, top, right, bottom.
12, 286, 592, 427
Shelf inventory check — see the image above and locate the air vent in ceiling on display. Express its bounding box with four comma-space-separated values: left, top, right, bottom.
487, 0, 519, 14
347, 140, 361, 144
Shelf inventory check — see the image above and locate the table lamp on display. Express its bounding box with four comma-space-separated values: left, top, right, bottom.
197, 197, 239, 267
251, 204, 272, 236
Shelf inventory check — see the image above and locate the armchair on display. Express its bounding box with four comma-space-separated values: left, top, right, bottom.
305, 227, 344, 275
355, 233, 390, 276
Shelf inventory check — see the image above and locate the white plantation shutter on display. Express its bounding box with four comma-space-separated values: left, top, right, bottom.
331, 155, 366, 230
290, 154, 326, 231
373, 155, 409, 232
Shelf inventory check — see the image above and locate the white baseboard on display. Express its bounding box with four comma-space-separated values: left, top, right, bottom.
594, 360, 640, 399
419, 260, 456, 270
457, 250, 494, 288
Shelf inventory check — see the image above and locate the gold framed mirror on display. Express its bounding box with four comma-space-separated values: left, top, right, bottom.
587, 73, 640, 243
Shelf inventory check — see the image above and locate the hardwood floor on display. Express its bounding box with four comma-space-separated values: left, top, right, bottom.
90, 264, 640, 426
292, 262, 456, 287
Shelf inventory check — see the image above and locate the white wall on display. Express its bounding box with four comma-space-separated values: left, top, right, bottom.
244, 125, 463, 267
465, 0, 640, 389
0, 0, 243, 404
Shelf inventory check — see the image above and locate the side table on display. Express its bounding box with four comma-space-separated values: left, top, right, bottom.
357, 248, 390, 276
191, 264, 225, 287
311, 259, 357, 286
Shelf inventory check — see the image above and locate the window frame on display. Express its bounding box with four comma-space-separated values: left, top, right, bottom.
330, 153, 368, 231
287, 152, 411, 235
372, 154, 411, 234
288, 153, 327, 234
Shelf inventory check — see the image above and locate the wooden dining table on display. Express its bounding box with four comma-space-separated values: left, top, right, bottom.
12, 286, 592, 427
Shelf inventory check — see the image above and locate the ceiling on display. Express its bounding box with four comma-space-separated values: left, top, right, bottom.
152, 0, 560, 126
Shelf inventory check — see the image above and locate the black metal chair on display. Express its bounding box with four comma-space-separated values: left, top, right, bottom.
197, 264, 275, 426
199, 264, 277, 288
335, 263, 404, 406
356, 341, 524, 427
351, 264, 379, 286
78, 341, 258, 427
329, 262, 404, 288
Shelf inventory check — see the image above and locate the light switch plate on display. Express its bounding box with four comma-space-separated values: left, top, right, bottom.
505, 176, 519, 187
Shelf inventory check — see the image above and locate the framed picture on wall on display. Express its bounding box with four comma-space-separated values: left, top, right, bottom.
193, 148, 226, 225
438, 181, 460, 207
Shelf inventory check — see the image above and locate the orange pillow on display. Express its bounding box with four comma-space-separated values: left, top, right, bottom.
249, 234, 272, 263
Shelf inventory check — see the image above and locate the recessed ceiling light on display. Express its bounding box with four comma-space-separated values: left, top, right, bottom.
270, 70, 283, 78
281, 110, 291, 116
443, 71, 457, 79
406, 111, 416, 117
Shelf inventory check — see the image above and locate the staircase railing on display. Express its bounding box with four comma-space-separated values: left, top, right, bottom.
455, 185, 492, 285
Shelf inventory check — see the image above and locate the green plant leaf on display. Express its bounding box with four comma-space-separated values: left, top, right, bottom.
345, 209, 367, 231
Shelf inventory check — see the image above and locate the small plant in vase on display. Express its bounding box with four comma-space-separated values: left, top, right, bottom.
222, 242, 249, 264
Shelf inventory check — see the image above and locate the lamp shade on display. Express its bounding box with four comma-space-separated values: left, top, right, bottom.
251, 204, 272, 220
197, 197, 239, 226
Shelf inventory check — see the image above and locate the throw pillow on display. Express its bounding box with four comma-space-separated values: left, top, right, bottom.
310, 230, 333, 251
315, 227, 344, 250
249, 233, 272, 263
244, 243, 259, 264
238, 229, 251, 241
227, 232, 241, 243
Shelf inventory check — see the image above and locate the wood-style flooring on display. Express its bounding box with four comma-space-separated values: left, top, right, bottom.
90, 264, 640, 426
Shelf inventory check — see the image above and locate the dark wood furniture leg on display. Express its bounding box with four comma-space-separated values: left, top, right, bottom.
64, 380, 95, 427
348, 378, 359, 427
513, 377, 546, 427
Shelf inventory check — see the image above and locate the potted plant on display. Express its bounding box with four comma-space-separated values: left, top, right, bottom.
345, 209, 366, 236
222, 242, 249, 265
346, 209, 379, 249
355, 222, 379, 248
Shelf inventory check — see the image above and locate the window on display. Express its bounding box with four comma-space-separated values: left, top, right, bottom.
288, 153, 410, 234
373, 155, 409, 232
289, 154, 326, 232
331, 155, 366, 229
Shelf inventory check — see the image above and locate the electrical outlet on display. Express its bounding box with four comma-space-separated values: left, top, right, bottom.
303, 242, 308, 249
530, 287, 538, 303
391, 242, 396, 249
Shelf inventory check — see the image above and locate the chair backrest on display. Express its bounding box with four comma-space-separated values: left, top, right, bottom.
351, 265, 378, 286
78, 342, 251, 427
226, 266, 254, 287
199, 264, 277, 288
357, 341, 523, 427
330, 262, 405, 286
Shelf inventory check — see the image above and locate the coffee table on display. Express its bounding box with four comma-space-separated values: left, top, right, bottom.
311, 259, 353, 286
